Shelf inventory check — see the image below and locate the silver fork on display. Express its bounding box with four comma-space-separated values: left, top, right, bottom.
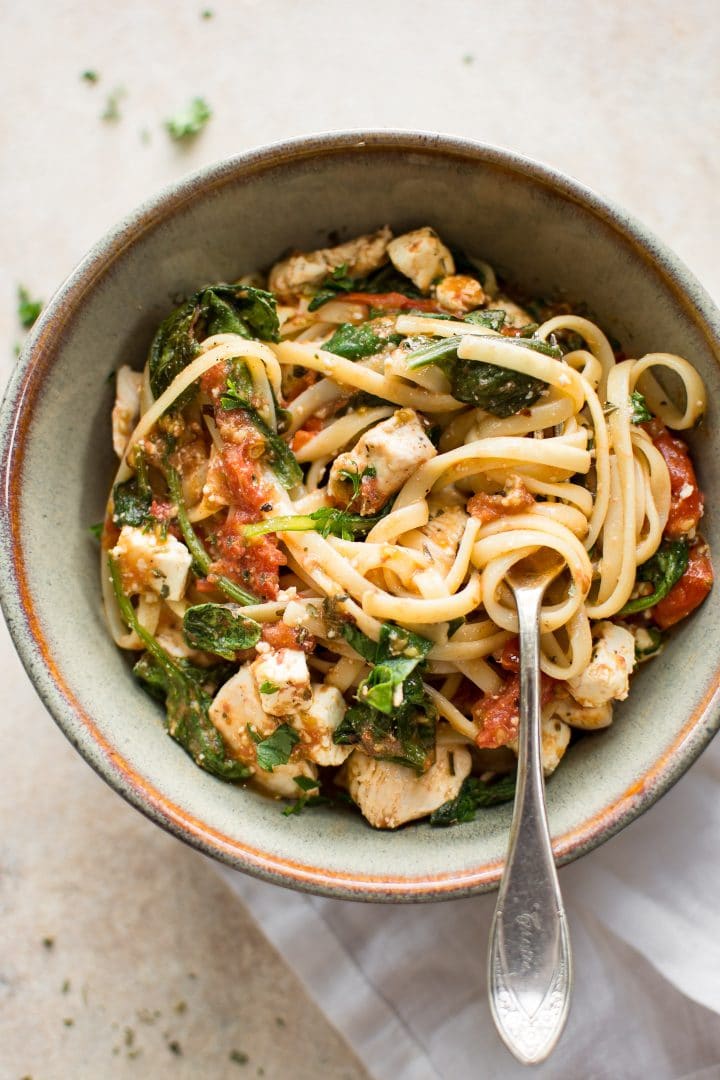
487, 553, 572, 1064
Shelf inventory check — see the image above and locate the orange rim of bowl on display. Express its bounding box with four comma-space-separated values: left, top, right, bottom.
2, 131, 720, 900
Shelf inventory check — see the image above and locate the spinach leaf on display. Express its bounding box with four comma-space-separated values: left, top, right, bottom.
323, 322, 401, 360
630, 390, 652, 423
183, 603, 262, 660
406, 333, 556, 418
356, 623, 434, 715
334, 669, 437, 773
430, 774, 516, 827
165, 97, 212, 140
219, 377, 302, 489
242, 505, 385, 542
307, 264, 356, 311
17, 285, 43, 329
133, 652, 233, 702
250, 723, 299, 771
334, 621, 436, 771
464, 309, 506, 331
109, 555, 250, 780
166, 466, 259, 605
619, 539, 689, 616
112, 477, 152, 527
149, 284, 280, 399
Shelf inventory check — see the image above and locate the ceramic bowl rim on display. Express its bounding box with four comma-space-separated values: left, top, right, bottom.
2, 129, 720, 902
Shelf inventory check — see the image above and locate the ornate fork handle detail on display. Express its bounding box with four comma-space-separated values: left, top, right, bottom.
487, 576, 573, 1064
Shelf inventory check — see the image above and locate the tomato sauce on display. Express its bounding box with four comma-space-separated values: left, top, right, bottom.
643, 419, 704, 538
473, 673, 555, 749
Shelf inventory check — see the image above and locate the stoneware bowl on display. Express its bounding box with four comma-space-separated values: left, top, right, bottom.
2, 131, 719, 902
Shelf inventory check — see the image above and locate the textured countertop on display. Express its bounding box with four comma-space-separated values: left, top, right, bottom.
2, 2, 719, 1077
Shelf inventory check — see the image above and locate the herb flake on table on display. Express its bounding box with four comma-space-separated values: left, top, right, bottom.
102, 86, 125, 122
166, 97, 212, 140
17, 286, 43, 329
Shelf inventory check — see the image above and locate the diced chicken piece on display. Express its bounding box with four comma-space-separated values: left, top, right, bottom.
508, 715, 571, 777
553, 693, 613, 731
328, 408, 436, 515
111, 525, 192, 601
294, 684, 352, 766
251, 647, 313, 716
567, 622, 636, 708
341, 745, 472, 829
387, 227, 455, 294
419, 505, 468, 575
268, 226, 392, 301
209, 665, 318, 795
112, 365, 143, 458
210, 663, 275, 764
433, 274, 486, 315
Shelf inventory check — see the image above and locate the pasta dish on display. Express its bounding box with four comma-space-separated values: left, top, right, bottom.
100, 226, 713, 828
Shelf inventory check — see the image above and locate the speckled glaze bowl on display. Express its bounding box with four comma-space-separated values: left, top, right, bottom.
2, 131, 719, 901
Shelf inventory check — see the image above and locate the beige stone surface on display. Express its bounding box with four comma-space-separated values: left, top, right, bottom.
0, 626, 367, 1080
2, 1, 720, 1078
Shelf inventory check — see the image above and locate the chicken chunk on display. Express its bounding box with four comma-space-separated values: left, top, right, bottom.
110, 525, 192, 601
387, 227, 455, 294
209, 664, 318, 795
567, 622, 636, 708
508, 715, 571, 777
341, 745, 472, 829
294, 684, 352, 766
268, 226, 392, 301
419, 505, 468, 574
434, 274, 486, 315
251, 647, 313, 716
328, 408, 436, 515
112, 365, 143, 458
553, 692, 613, 730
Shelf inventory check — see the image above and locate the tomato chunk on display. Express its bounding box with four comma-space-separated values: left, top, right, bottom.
261, 621, 316, 653
209, 508, 286, 600
654, 545, 713, 629
343, 291, 442, 313
498, 636, 520, 673
473, 673, 556, 749
290, 416, 323, 453
644, 419, 704, 538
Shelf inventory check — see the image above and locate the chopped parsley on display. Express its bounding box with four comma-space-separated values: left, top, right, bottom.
17, 286, 43, 329
259, 680, 280, 695
102, 86, 125, 122
81, 69, 99, 83
166, 97, 212, 140
629, 390, 652, 423
249, 724, 299, 771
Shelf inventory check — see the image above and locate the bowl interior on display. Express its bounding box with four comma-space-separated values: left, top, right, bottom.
4, 134, 720, 899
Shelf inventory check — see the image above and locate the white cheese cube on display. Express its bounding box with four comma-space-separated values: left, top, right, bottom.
251, 648, 312, 716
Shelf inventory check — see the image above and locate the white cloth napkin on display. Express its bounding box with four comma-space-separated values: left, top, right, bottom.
218, 737, 720, 1079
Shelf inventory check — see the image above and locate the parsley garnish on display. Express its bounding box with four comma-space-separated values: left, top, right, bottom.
17, 286, 43, 329
102, 86, 125, 122
250, 724, 299, 771
165, 97, 212, 140
81, 69, 99, 84
629, 390, 652, 423
337, 463, 376, 501
259, 680, 279, 695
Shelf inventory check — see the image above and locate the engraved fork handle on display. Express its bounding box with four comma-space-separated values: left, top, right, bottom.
487, 578, 572, 1065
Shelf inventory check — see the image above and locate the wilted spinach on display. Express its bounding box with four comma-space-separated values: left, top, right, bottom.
323, 322, 402, 360
430, 774, 517, 827
243, 505, 385, 542
619, 539, 689, 616
334, 621, 436, 772
112, 477, 153, 527
149, 284, 280, 399
183, 603, 262, 659
109, 555, 249, 780
406, 332, 558, 418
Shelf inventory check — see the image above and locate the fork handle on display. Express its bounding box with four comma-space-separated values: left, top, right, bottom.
487, 581, 572, 1064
